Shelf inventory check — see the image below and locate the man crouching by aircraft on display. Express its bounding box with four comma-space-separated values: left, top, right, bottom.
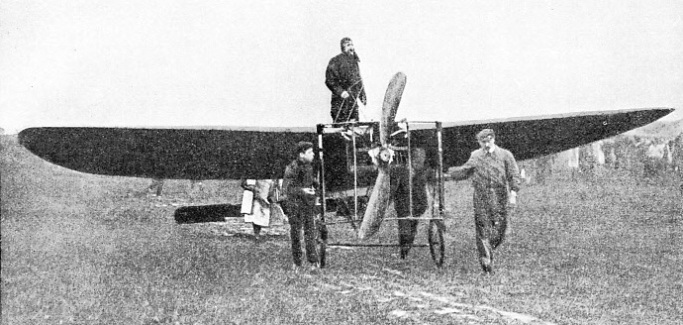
448, 129, 521, 274
282, 141, 320, 271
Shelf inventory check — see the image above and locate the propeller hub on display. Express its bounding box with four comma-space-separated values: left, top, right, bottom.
368, 146, 394, 166
379, 148, 393, 163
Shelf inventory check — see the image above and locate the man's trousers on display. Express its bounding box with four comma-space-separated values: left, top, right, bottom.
286, 202, 319, 266
473, 187, 509, 260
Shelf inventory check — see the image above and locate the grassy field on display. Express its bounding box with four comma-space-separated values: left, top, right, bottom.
2, 135, 682, 325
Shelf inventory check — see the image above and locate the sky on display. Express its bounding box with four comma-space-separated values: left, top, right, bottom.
1, 0, 682, 134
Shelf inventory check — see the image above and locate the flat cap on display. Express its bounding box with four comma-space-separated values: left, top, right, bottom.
476, 129, 495, 141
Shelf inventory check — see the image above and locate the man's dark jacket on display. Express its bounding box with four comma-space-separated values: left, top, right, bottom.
325, 53, 366, 122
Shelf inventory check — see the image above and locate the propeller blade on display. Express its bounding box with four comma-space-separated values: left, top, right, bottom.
380, 72, 407, 145
358, 72, 407, 240
358, 170, 391, 239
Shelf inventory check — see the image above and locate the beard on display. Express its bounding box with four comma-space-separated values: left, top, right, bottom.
345, 49, 360, 62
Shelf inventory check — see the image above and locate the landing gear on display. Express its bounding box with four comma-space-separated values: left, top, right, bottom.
316, 120, 448, 268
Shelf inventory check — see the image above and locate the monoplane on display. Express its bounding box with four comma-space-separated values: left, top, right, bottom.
18, 72, 675, 267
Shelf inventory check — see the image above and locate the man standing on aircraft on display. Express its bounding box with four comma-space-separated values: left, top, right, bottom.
325, 37, 367, 123
282, 141, 320, 270
448, 129, 521, 274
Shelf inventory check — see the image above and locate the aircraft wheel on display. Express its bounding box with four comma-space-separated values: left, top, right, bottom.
428, 219, 445, 267
317, 222, 327, 268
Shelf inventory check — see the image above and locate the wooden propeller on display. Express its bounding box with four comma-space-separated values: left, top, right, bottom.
358, 72, 406, 240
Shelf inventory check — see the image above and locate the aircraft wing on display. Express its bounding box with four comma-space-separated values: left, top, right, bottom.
18, 126, 319, 180
410, 107, 675, 168
18, 107, 674, 183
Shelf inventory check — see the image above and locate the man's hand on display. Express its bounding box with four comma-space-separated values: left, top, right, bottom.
341, 91, 350, 99
509, 191, 517, 206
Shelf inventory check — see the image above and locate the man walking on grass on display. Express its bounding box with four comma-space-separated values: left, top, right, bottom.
448, 129, 521, 274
